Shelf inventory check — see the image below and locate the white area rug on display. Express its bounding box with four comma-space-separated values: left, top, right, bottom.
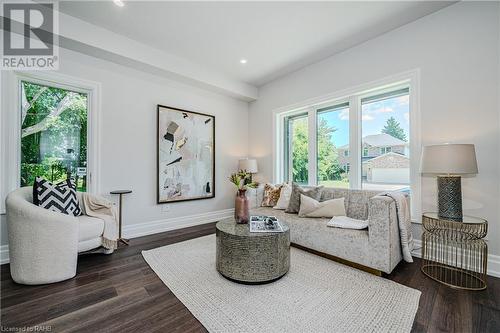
142, 235, 421, 333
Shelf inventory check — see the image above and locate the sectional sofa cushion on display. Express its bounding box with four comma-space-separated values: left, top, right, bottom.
261, 183, 283, 207
78, 215, 105, 242
285, 183, 323, 213
298, 195, 346, 218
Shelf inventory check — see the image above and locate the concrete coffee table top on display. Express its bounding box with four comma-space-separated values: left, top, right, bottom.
216, 218, 290, 284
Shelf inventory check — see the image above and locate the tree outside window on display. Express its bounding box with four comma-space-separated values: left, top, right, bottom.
20, 81, 88, 191
382, 116, 407, 141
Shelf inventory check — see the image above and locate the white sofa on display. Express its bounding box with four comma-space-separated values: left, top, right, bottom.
249, 187, 404, 274
5, 186, 112, 285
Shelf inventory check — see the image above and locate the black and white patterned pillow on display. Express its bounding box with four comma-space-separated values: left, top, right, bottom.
33, 177, 82, 216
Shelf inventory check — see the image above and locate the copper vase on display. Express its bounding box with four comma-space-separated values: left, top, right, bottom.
234, 189, 249, 224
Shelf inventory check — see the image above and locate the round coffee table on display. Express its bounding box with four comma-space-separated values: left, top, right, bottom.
216, 218, 290, 284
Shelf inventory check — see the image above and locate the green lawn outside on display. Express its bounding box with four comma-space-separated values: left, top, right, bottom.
318, 180, 349, 189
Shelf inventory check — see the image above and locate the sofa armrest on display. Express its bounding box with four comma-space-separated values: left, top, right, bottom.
367, 196, 395, 242
367, 195, 401, 273
6, 191, 79, 284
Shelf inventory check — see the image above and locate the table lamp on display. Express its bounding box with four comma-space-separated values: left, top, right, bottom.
420, 144, 478, 221
238, 158, 258, 182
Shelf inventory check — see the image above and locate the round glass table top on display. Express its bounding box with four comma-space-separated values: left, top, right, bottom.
422, 212, 486, 224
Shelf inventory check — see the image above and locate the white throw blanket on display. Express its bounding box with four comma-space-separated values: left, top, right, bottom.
82, 193, 119, 250
327, 216, 368, 230
380, 191, 414, 263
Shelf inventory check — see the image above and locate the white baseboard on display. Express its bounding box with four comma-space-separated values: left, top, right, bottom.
0, 208, 234, 265
2, 217, 500, 279
0, 245, 9, 265
412, 239, 500, 278
122, 208, 234, 239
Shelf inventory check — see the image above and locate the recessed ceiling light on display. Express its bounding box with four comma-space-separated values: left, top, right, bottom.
113, 0, 125, 7
240, 59, 247, 64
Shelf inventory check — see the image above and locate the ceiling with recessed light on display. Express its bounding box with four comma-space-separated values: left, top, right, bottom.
58, 1, 454, 87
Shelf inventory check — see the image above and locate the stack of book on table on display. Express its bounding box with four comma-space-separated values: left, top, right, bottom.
249, 215, 285, 233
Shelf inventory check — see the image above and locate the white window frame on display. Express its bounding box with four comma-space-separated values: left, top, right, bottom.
1, 71, 101, 214
273, 69, 421, 222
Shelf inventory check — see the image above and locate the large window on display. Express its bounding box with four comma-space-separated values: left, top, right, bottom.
361, 88, 410, 191
279, 84, 412, 193
284, 113, 308, 184
316, 103, 349, 188
20, 81, 89, 191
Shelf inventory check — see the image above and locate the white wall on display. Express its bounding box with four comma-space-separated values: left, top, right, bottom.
248, 2, 500, 255
0, 47, 249, 247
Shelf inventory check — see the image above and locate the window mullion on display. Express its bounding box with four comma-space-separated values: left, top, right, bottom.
348, 96, 361, 189
307, 108, 317, 185
275, 114, 283, 183
287, 118, 293, 182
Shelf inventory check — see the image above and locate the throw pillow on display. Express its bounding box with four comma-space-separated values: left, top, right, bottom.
33, 177, 82, 216
285, 183, 323, 214
273, 182, 292, 210
298, 195, 346, 218
261, 183, 283, 207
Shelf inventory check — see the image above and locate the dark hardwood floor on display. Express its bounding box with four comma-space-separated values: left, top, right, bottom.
1, 222, 499, 332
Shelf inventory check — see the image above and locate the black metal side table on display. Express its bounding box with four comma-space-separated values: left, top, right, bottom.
110, 190, 132, 246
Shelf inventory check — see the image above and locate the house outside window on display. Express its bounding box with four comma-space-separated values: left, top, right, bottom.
361, 88, 410, 190
380, 147, 392, 154
279, 84, 411, 192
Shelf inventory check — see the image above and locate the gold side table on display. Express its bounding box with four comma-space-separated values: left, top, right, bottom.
421, 212, 488, 290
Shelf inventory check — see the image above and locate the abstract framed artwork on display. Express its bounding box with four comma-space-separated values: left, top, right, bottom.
157, 105, 215, 203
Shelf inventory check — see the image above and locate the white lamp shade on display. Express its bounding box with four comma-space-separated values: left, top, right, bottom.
238, 159, 258, 173
420, 144, 478, 175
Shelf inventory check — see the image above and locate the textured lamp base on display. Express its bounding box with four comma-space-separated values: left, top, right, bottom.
437, 176, 462, 221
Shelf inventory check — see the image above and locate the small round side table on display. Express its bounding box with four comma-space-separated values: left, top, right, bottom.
421, 212, 488, 290
110, 190, 132, 246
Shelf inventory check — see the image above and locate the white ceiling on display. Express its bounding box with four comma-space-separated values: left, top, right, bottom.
59, 1, 454, 87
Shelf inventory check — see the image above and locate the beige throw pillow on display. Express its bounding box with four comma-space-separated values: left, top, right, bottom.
273, 182, 292, 210
298, 195, 346, 218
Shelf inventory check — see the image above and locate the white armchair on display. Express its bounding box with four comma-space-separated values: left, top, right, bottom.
5, 186, 112, 285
